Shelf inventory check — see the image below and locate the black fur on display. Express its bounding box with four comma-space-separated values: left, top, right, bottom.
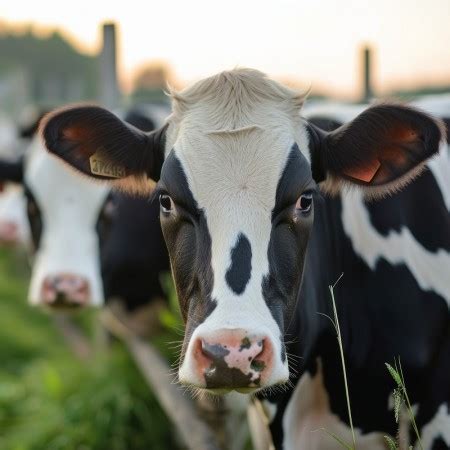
0, 158, 24, 183
157, 151, 217, 358
225, 233, 252, 295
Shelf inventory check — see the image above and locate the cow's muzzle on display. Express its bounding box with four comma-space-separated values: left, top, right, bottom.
40, 273, 91, 309
184, 328, 275, 392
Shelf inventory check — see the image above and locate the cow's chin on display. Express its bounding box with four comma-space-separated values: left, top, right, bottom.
205, 387, 259, 395
181, 380, 289, 397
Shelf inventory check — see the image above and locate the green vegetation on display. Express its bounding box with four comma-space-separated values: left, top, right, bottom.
384, 359, 423, 450
318, 274, 356, 450
0, 248, 177, 450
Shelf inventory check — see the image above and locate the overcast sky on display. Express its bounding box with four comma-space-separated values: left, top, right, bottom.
1, 0, 449, 98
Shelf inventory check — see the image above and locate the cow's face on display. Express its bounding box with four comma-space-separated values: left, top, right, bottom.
157, 105, 316, 391
24, 137, 110, 308
41, 69, 445, 392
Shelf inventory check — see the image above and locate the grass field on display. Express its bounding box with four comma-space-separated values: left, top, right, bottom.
0, 248, 178, 450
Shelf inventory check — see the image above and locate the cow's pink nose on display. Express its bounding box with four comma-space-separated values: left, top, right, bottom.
192, 329, 273, 389
40, 274, 90, 308
0, 221, 19, 245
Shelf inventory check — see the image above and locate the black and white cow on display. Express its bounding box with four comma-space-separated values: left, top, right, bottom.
40, 69, 449, 448
0, 111, 42, 247
0, 108, 170, 313
263, 99, 450, 449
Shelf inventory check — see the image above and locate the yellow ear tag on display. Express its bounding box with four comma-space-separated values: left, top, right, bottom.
89, 152, 126, 178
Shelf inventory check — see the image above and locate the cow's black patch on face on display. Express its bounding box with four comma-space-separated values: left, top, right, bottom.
225, 233, 252, 295
158, 151, 199, 215
263, 144, 316, 363
158, 151, 216, 362
280, 335, 286, 363
24, 183, 43, 251
96, 193, 115, 251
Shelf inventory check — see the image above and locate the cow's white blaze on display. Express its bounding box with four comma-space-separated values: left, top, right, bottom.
165, 71, 310, 387
25, 137, 110, 306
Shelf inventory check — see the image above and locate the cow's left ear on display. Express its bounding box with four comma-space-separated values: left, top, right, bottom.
40, 105, 167, 195
308, 104, 446, 197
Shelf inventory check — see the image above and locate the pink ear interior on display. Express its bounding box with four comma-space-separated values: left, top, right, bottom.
343, 159, 381, 183
62, 126, 97, 158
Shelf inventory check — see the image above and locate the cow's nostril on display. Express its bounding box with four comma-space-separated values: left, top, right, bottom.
201, 341, 229, 364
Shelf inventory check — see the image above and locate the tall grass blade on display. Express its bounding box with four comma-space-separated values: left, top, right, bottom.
329, 274, 357, 450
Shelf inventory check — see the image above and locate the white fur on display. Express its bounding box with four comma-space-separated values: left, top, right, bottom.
0, 184, 31, 246
420, 403, 450, 448
302, 101, 366, 124
411, 96, 450, 211
25, 137, 110, 306
428, 146, 450, 211
282, 359, 387, 450
340, 186, 450, 306
0, 115, 23, 160
0, 117, 33, 248
412, 94, 450, 122
165, 69, 309, 387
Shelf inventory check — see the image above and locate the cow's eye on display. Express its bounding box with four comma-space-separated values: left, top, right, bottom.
295, 192, 313, 213
159, 194, 174, 213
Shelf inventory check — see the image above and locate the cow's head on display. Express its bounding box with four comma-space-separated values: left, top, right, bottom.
23, 137, 111, 308
40, 69, 445, 392
0, 109, 160, 310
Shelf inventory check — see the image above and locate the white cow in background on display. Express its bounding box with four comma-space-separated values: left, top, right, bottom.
0, 104, 171, 309
0, 112, 31, 247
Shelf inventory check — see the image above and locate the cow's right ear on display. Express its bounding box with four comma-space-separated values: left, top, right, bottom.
40, 105, 167, 193
308, 103, 446, 198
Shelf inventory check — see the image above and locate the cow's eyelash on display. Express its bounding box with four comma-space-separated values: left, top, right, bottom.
150, 186, 167, 204
151, 187, 199, 218
272, 186, 318, 218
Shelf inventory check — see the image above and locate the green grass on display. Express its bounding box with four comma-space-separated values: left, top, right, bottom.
384, 359, 423, 450
0, 248, 177, 450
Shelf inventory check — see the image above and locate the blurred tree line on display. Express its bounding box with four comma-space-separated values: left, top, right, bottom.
0, 26, 97, 114
0, 23, 173, 117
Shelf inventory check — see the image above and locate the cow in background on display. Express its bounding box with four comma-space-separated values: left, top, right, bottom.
0, 106, 170, 318
0, 108, 46, 247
